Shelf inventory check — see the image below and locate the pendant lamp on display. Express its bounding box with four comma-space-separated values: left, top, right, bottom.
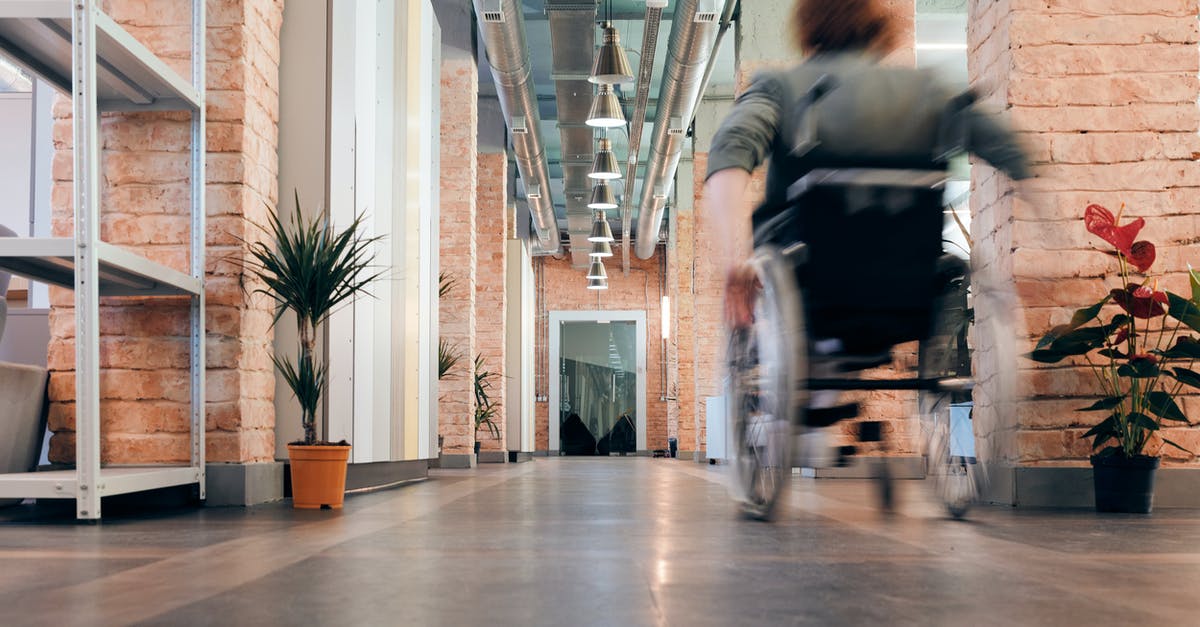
587, 277, 609, 290
588, 182, 617, 210
589, 21, 634, 85
587, 258, 608, 280
586, 85, 625, 128
589, 239, 614, 258
588, 210, 615, 242
589, 137, 621, 179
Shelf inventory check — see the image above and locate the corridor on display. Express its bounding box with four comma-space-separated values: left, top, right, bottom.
2, 458, 1198, 625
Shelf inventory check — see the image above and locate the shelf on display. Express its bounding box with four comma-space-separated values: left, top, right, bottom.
0, 466, 201, 500
0, 238, 202, 296
0, 0, 201, 111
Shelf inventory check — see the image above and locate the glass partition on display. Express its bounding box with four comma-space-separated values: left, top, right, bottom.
558, 321, 637, 455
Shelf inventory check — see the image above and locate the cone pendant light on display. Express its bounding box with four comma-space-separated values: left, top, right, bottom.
589, 21, 634, 85
588, 210, 615, 242
587, 85, 625, 128
587, 258, 608, 280
587, 277, 609, 290
589, 239, 614, 258
589, 137, 621, 179
588, 182, 618, 210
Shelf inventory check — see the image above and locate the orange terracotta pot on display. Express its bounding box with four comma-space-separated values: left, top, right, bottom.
287, 444, 351, 509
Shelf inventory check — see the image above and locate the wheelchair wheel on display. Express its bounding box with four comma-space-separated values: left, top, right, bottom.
728, 246, 806, 521
918, 264, 981, 519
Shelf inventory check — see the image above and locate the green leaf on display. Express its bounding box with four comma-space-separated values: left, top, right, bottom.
1081, 414, 1119, 446
1158, 337, 1200, 360
1069, 298, 1110, 331
1162, 437, 1195, 456
1097, 348, 1128, 359
1027, 349, 1068, 364
1170, 367, 1200, 391
1144, 391, 1189, 422
1129, 411, 1160, 432
1048, 327, 1109, 355
1095, 445, 1123, 458
1190, 265, 1200, 305
1036, 299, 1111, 350
1077, 396, 1124, 412
1117, 361, 1160, 378
1167, 292, 1200, 334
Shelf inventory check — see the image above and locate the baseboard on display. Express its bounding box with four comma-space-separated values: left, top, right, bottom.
508, 451, 533, 463
995, 465, 1200, 509
345, 460, 428, 492
206, 462, 284, 506
438, 453, 477, 469
477, 451, 507, 464
806, 455, 925, 480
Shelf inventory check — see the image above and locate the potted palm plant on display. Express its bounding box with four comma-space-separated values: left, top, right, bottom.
242, 192, 383, 509
473, 354, 501, 457
1029, 204, 1198, 513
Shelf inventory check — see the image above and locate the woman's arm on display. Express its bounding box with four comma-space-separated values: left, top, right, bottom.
702, 72, 784, 328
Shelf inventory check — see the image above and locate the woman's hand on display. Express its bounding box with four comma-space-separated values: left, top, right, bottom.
724, 265, 759, 329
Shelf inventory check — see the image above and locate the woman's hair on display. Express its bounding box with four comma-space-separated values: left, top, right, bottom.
791, 0, 901, 55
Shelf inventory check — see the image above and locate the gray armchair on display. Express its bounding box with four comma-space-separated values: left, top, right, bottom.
0, 223, 48, 506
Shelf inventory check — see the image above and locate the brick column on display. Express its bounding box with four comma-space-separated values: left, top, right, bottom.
46, 0, 281, 469
475, 151, 507, 458
437, 54, 478, 466
968, 1, 1200, 489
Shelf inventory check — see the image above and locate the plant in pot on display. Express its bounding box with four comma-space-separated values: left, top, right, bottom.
1029, 204, 1199, 513
242, 192, 383, 509
473, 354, 501, 457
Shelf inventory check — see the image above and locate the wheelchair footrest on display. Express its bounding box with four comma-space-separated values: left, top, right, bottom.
858, 420, 884, 443
836, 445, 857, 467
806, 403, 860, 427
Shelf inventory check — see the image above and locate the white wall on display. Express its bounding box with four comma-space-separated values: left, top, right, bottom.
322, 0, 440, 463
0, 93, 32, 237
275, 0, 329, 457
506, 237, 536, 453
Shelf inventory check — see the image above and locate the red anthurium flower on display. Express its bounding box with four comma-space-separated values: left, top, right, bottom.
1111, 285, 1167, 319
1129, 353, 1159, 366
1109, 326, 1131, 346
1127, 240, 1156, 273
1085, 204, 1147, 263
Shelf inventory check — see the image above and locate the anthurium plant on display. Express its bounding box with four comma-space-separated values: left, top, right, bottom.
1029, 204, 1200, 459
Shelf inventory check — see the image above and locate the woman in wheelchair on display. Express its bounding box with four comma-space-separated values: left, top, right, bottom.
707, 0, 1032, 519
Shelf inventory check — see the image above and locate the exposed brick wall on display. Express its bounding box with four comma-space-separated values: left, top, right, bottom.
47, 0, 281, 465
674, 202, 697, 453
968, 0, 1200, 464
475, 152, 507, 451
438, 56, 478, 455
534, 254, 670, 452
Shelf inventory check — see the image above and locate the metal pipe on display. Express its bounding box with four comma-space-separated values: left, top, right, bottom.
620, 3, 664, 274
634, 0, 733, 259
473, 0, 562, 253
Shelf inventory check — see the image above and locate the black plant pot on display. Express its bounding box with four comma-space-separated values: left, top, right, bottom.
474, 441, 481, 456
1091, 454, 1159, 514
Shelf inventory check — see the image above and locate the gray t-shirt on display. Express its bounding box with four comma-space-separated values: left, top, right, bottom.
706, 53, 1031, 210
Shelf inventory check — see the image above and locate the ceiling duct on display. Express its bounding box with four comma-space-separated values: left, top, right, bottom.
546, 0, 602, 267
634, 0, 728, 260
473, 0, 561, 253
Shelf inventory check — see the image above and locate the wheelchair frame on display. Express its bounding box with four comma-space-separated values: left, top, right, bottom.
728, 167, 989, 521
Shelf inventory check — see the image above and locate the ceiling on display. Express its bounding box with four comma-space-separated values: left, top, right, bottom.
477, 0, 968, 251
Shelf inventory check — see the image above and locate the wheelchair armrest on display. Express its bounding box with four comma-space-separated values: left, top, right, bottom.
786, 168, 950, 205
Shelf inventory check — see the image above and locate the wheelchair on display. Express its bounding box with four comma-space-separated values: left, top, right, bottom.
726, 166, 1015, 521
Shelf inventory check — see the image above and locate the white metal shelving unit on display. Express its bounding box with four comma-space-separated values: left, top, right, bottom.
0, 0, 206, 520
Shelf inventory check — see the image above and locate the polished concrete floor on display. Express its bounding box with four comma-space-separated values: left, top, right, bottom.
1, 458, 1198, 626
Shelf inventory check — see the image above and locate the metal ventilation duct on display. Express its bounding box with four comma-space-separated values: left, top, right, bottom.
473, 0, 561, 253
634, 0, 728, 260
546, 1, 602, 268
